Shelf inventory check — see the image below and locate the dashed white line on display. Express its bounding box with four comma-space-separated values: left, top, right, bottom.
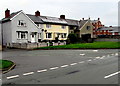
61, 65, 69, 68
87, 59, 92, 62
93, 50, 98, 52
96, 57, 101, 59
80, 54, 85, 56
7, 75, 19, 79
78, 61, 85, 63
23, 72, 34, 76
37, 69, 47, 73
115, 53, 118, 56
50, 67, 59, 70
70, 63, 77, 66
104, 71, 120, 79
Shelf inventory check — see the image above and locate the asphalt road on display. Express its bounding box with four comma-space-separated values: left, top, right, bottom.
1, 49, 119, 84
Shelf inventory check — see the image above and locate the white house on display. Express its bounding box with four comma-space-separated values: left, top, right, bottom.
0, 21, 2, 50
2, 9, 41, 47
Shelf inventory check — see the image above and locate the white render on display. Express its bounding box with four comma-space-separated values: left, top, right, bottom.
2, 11, 41, 46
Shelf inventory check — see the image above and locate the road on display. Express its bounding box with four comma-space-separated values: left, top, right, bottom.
1, 49, 119, 84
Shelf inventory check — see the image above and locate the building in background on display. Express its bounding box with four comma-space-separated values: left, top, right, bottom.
96, 26, 120, 38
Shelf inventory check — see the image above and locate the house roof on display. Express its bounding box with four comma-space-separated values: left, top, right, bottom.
2, 10, 22, 23
91, 20, 99, 23
65, 19, 79, 26
26, 14, 43, 23
1, 10, 91, 28
97, 27, 120, 32
79, 20, 88, 28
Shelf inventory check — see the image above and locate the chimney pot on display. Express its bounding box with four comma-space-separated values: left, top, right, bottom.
60, 15, 65, 19
35, 11, 40, 16
98, 18, 100, 20
5, 9, 10, 18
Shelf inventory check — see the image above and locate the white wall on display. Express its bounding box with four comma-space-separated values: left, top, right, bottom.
2, 21, 12, 45
11, 11, 41, 43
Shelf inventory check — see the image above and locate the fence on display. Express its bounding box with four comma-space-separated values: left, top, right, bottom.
94, 38, 120, 42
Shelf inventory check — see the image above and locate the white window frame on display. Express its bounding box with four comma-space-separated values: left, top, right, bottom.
18, 20, 27, 27
17, 31, 28, 40
46, 33, 52, 38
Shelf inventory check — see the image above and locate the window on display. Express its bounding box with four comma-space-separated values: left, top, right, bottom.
17, 31, 28, 39
86, 26, 91, 30
46, 33, 52, 38
18, 20, 26, 27
61, 25, 66, 29
46, 24, 51, 28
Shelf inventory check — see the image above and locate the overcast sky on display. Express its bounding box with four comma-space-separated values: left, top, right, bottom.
0, 0, 119, 26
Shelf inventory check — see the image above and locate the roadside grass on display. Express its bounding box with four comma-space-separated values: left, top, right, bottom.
35, 42, 120, 49
0, 60, 14, 69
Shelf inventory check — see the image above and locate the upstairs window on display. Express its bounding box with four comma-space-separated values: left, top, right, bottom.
61, 25, 66, 29
18, 20, 26, 27
46, 24, 51, 28
86, 26, 91, 30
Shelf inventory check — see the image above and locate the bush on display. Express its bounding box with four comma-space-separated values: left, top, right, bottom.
67, 33, 78, 44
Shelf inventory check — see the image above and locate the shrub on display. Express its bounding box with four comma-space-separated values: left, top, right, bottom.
67, 33, 78, 44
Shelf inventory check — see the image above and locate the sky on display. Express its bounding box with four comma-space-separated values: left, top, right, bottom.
0, 0, 119, 26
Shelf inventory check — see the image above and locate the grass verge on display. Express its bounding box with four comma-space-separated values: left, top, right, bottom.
0, 60, 14, 69
35, 42, 120, 49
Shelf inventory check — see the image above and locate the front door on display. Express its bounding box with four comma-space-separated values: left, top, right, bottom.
31, 34, 36, 43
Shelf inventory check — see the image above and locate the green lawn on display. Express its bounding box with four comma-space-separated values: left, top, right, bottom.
35, 42, 120, 49
0, 60, 14, 69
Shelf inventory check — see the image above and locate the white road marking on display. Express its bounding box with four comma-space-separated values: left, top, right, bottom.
87, 59, 92, 62
104, 71, 120, 79
61, 65, 69, 68
107, 55, 110, 57
23, 72, 34, 76
96, 57, 101, 59
37, 69, 47, 73
111, 54, 114, 56
115, 53, 118, 56
80, 54, 85, 56
50, 67, 59, 70
78, 61, 85, 63
70, 63, 77, 66
7, 75, 19, 79
93, 50, 98, 52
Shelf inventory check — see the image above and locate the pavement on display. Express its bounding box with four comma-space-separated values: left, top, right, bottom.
1, 49, 119, 84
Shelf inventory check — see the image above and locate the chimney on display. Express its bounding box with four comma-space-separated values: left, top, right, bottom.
60, 15, 65, 19
82, 18, 84, 20
98, 18, 100, 20
35, 11, 40, 16
5, 9, 10, 18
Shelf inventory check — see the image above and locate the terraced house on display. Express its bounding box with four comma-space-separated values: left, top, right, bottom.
27, 11, 69, 42
1, 9, 94, 48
